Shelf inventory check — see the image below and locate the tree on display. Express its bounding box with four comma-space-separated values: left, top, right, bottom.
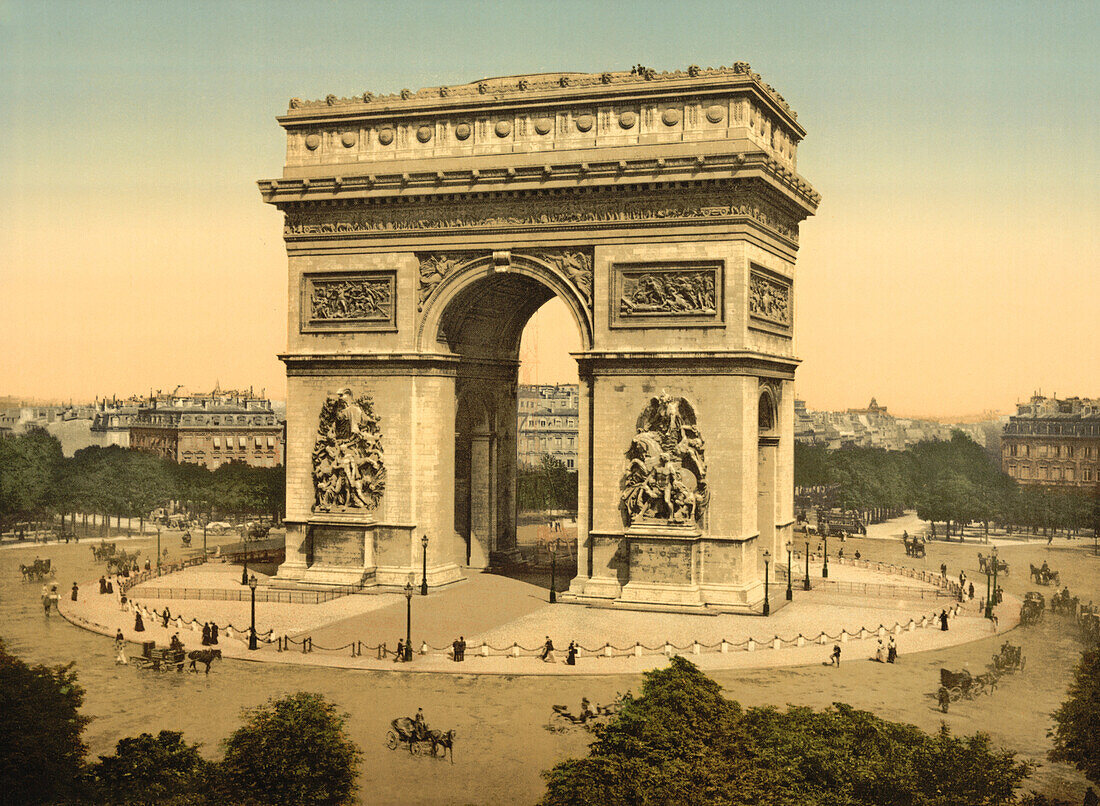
541, 656, 1032, 806
1048, 646, 1100, 786
0, 638, 89, 805
0, 428, 65, 531
221, 692, 362, 806
84, 730, 217, 805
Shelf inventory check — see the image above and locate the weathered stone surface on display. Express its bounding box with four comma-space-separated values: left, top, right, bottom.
261, 67, 817, 609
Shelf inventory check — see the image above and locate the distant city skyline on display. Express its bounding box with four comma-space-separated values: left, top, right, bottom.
2, 2, 1097, 415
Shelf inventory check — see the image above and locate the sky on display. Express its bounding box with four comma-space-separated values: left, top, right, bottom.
1, 1, 1097, 417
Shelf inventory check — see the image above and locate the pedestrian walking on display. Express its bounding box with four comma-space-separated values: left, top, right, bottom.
831, 644, 841, 666
457, 635, 466, 661
540, 636, 555, 662
99, 576, 107, 594
566, 640, 577, 666
202, 623, 211, 646
71, 582, 79, 602
887, 636, 897, 663
161, 607, 171, 628
940, 563, 947, 579
968, 582, 975, 600
394, 639, 405, 662
134, 611, 145, 632
114, 630, 128, 665
873, 639, 885, 662
939, 609, 949, 631
210, 622, 219, 645
937, 686, 950, 713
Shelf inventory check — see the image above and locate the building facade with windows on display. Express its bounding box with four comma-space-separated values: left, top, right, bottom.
1002, 395, 1100, 487
130, 386, 283, 469
517, 384, 579, 469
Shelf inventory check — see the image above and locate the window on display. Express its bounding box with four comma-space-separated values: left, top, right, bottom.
1066, 446, 1074, 458
1086, 469, 1094, 482
267, 435, 275, 448
239, 436, 246, 448
213, 437, 221, 449
566, 459, 574, 469
1066, 467, 1074, 481
255, 436, 262, 448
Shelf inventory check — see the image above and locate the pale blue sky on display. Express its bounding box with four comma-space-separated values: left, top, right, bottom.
2, 1, 1097, 414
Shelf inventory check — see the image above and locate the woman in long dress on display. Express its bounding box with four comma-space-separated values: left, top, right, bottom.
134, 611, 145, 632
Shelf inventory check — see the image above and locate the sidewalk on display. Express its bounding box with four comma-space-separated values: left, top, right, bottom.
59, 561, 1017, 677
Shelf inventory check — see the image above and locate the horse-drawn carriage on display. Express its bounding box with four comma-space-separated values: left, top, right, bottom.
1020, 591, 1045, 625
131, 641, 186, 672
816, 508, 867, 537
1029, 563, 1059, 586
106, 549, 140, 575
386, 717, 455, 760
1050, 588, 1079, 616
240, 521, 271, 541
992, 641, 1024, 674
902, 534, 926, 558
977, 553, 1009, 576
91, 541, 117, 561
939, 668, 975, 702
19, 558, 53, 582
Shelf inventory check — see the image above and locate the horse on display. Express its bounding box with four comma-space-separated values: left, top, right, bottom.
429, 729, 456, 763
187, 649, 221, 674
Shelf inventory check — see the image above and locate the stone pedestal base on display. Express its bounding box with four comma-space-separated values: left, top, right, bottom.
564, 525, 766, 614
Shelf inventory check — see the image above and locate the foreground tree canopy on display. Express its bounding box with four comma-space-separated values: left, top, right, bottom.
1048, 646, 1100, 787
0, 638, 89, 805
541, 656, 1032, 806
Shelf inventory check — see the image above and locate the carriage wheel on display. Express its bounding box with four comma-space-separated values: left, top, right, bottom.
410, 741, 423, 756
949, 688, 963, 702
385, 731, 398, 750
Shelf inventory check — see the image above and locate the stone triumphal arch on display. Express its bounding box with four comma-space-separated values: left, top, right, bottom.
259, 64, 818, 610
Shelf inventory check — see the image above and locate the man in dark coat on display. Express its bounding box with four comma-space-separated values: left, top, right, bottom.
940, 610, 949, 631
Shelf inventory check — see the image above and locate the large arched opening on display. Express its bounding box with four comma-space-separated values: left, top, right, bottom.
418, 255, 590, 569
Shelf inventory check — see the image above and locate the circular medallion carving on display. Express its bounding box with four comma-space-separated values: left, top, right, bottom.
454, 123, 471, 141
378, 128, 394, 146
619, 111, 637, 129
705, 105, 725, 124
494, 119, 512, 138
661, 108, 681, 126
340, 131, 357, 148
575, 114, 594, 132
416, 125, 433, 143
533, 117, 553, 135
304, 134, 321, 151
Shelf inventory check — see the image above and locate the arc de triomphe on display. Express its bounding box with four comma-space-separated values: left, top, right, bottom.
259, 65, 818, 611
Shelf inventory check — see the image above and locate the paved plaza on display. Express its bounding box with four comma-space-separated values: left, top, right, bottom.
60, 551, 1011, 675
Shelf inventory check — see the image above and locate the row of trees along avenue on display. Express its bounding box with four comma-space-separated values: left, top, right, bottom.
0, 428, 284, 536
796, 431, 1098, 539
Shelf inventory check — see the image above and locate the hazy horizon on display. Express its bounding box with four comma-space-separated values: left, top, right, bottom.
2, 2, 1097, 416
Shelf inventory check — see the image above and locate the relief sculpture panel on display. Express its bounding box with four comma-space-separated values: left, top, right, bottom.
611, 263, 722, 328
312, 388, 386, 513
748, 268, 792, 330
620, 394, 710, 526
302, 273, 396, 331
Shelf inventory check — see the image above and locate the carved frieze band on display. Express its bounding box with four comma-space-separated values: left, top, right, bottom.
748, 269, 791, 328
302, 272, 396, 332
611, 262, 723, 329
283, 183, 799, 243
416, 249, 593, 312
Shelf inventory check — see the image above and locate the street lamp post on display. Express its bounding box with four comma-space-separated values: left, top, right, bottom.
202, 522, 207, 559
156, 526, 161, 573
991, 545, 1000, 611
984, 545, 998, 619
785, 541, 793, 601
241, 526, 249, 586
804, 541, 811, 591
404, 580, 413, 661
549, 540, 558, 604
420, 534, 429, 596
762, 550, 771, 616
247, 574, 258, 650
822, 533, 829, 578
